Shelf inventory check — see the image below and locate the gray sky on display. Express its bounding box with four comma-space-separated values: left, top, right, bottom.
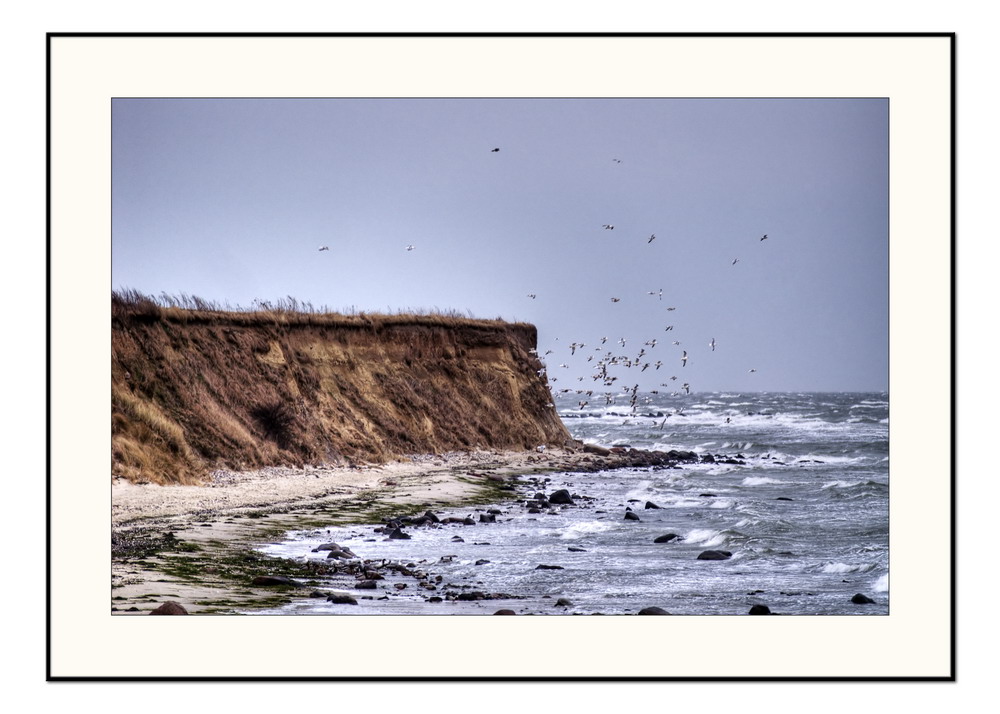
113, 98, 887, 393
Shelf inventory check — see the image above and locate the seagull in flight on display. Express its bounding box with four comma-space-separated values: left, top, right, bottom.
760, 234, 768, 241
681, 351, 688, 367
666, 306, 676, 311
318, 246, 330, 252
664, 325, 674, 332
405, 245, 415, 251
748, 368, 757, 373
602, 224, 615, 230
648, 234, 656, 244
612, 158, 623, 163
709, 337, 716, 352
732, 257, 740, 265
610, 297, 621, 303
527, 294, 537, 299
491, 147, 500, 152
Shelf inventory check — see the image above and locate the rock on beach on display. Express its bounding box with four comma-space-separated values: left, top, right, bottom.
149, 601, 188, 615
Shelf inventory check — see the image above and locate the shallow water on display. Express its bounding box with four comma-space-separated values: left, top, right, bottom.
252, 392, 888, 615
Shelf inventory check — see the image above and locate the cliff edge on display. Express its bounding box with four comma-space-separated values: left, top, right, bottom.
111, 294, 571, 485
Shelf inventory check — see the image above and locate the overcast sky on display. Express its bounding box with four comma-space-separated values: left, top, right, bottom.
112, 98, 887, 393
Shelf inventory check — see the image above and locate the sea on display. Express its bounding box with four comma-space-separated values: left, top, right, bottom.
253, 391, 889, 615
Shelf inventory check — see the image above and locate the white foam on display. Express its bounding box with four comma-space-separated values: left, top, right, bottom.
668, 498, 706, 508
684, 528, 728, 547
625, 480, 653, 494
873, 574, 889, 592
708, 499, 735, 509
821, 562, 876, 574
560, 520, 614, 539
822, 480, 864, 489
741, 476, 784, 486
797, 453, 865, 464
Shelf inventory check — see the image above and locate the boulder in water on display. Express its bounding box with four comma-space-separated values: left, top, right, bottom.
549, 489, 575, 505
696, 550, 732, 561
851, 593, 876, 604
653, 533, 679, 543
327, 594, 359, 605
637, 606, 671, 615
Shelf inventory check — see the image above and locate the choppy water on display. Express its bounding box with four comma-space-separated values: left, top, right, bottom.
254, 392, 888, 615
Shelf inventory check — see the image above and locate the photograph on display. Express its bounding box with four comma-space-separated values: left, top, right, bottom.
46, 33, 953, 680
110, 96, 889, 618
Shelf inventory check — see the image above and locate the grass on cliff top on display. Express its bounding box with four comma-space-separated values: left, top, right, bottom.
113, 289, 532, 330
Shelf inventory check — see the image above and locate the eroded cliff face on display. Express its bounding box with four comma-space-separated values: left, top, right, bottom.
111, 302, 570, 485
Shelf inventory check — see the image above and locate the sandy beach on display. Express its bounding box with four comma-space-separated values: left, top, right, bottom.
111, 447, 612, 614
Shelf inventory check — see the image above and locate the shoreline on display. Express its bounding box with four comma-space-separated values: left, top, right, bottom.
112, 446, 671, 614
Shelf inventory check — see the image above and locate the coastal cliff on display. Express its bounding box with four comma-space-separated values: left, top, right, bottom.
111, 294, 571, 485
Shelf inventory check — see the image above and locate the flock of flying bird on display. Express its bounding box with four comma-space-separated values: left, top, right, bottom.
520, 154, 771, 413
315, 148, 770, 414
